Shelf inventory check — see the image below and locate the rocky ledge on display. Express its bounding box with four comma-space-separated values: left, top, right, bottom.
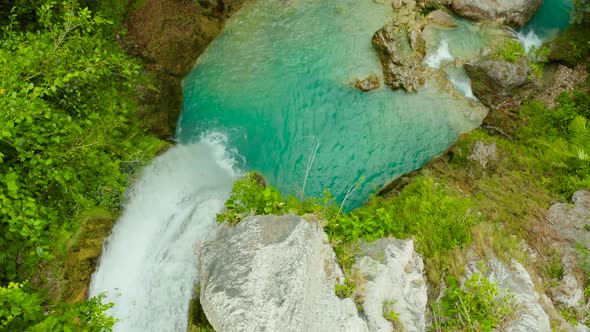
450, 0, 544, 28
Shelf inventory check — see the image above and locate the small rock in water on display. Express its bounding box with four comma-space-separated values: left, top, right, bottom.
355, 74, 381, 92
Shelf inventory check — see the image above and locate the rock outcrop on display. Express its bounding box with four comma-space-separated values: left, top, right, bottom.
464, 58, 536, 109
547, 190, 590, 252
426, 9, 458, 28
198, 215, 367, 332
465, 258, 552, 331
124, 0, 247, 137
355, 74, 381, 92
62, 213, 114, 303
372, 23, 426, 93
450, 0, 543, 28
356, 238, 428, 332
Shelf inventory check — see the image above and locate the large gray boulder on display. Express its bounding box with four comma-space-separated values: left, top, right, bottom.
372, 23, 426, 93
356, 239, 428, 332
198, 215, 368, 332
464, 58, 534, 109
451, 0, 544, 27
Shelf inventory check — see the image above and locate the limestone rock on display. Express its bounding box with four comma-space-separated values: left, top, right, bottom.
466, 258, 551, 332
464, 58, 535, 109
199, 215, 368, 332
547, 190, 590, 253
356, 239, 428, 332
468, 140, 496, 169
372, 23, 426, 93
426, 9, 458, 28
355, 74, 381, 92
451, 0, 543, 28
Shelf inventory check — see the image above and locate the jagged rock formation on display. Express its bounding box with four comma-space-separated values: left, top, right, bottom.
356, 239, 428, 332
450, 0, 544, 28
465, 258, 552, 331
198, 215, 368, 331
124, 0, 248, 137
372, 23, 426, 93
547, 190, 590, 253
464, 58, 536, 109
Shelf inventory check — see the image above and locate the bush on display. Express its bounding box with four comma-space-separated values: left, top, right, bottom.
434, 272, 516, 331
326, 177, 479, 260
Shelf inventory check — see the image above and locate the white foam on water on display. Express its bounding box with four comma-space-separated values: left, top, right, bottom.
89, 132, 240, 332
425, 39, 454, 69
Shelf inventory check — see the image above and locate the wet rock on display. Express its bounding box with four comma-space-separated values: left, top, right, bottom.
63, 213, 114, 303
356, 238, 428, 332
465, 258, 551, 331
372, 23, 426, 93
426, 9, 458, 28
199, 215, 368, 332
451, 0, 543, 28
355, 74, 381, 92
464, 58, 535, 109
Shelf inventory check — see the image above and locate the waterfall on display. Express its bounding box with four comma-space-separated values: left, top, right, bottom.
424, 39, 454, 69
89, 132, 240, 332
509, 28, 543, 53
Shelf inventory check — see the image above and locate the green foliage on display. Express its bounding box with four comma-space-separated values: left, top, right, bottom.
216, 172, 287, 224
326, 177, 478, 260
334, 279, 355, 299
1, 282, 114, 331
491, 39, 525, 63
216, 172, 323, 224
548, 13, 590, 67
0, 0, 162, 281
383, 299, 406, 331
434, 273, 516, 332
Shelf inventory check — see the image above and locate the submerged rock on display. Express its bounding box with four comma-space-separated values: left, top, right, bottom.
468, 140, 496, 169
464, 58, 535, 109
450, 0, 543, 28
465, 258, 551, 331
355, 74, 381, 92
198, 215, 368, 332
372, 23, 426, 93
426, 9, 458, 28
356, 238, 428, 332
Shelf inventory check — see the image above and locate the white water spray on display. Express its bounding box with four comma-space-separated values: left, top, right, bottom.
424, 39, 454, 69
509, 28, 543, 53
89, 132, 239, 332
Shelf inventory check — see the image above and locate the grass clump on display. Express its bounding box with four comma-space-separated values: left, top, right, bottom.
433, 272, 516, 332
216, 172, 323, 225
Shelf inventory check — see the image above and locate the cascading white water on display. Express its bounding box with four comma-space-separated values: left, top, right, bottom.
509, 28, 543, 53
446, 67, 478, 101
89, 132, 240, 332
424, 39, 454, 69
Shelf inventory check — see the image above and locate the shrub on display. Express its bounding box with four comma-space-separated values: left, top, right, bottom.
433, 273, 516, 331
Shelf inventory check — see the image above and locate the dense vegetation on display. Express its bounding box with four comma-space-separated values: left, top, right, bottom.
0, 0, 161, 329
0, 0, 588, 330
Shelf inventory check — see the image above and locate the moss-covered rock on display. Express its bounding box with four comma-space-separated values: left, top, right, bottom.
62, 212, 114, 304
123, 0, 248, 137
